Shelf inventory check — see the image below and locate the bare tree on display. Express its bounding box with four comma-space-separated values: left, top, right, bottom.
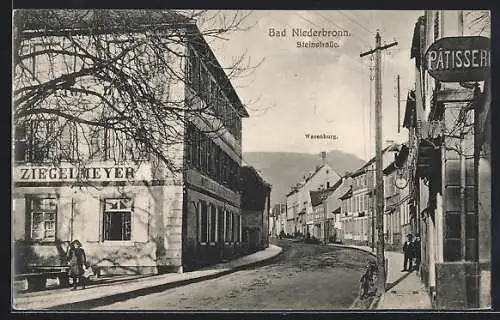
13, 9, 261, 182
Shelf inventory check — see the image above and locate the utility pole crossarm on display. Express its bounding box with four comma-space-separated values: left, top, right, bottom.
360, 48, 377, 58
379, 41, 398, 51
360, 41, 399, 57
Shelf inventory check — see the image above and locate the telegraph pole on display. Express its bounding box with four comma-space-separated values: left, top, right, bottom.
360, 32, 398, 295
369, 63, 375, 252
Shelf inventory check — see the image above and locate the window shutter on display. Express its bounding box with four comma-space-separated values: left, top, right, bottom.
132, 193, 149, 243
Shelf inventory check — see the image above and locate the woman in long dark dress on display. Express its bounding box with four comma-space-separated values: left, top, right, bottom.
67, 240, 87, 290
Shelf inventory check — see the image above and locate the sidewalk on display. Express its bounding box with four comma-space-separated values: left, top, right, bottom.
330, 244, 432, 310
13, 244, 283, 310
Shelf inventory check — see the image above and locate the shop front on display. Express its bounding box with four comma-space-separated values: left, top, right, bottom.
182, 168, 243, 271
13, 162, 185, 288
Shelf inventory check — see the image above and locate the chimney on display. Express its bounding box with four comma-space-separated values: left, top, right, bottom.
320, 151, 327, 163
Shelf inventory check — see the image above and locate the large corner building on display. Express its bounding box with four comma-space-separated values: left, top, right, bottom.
12, 10, 253, 287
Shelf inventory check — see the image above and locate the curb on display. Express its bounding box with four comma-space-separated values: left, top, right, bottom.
329, 244, 376, 257
19, 246, 283, 310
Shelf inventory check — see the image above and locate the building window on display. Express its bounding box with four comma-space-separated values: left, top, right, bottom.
14, 123, 28, 162
186, 47, 194, 85
232, 212, 241, 243
218, 206, 224, 242
17, 119, 58, 163
59, 122, 78, 162
200, 65, 210, 101
209, 79, 217, 109
188, 47, 201, 93
27, 196, 57, 241
209, 204, 217, 243
103, 198, 132, 241
199, 201, 208, 244
27, 42, 57, 80
225, 210, 233, 242
89, 126, 110, 161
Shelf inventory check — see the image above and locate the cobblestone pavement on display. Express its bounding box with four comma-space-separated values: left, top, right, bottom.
94, 239, 375, 310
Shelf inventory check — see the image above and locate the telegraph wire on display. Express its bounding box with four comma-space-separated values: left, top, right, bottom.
337, 10, 373, 36
294, 12, 368, 76
295, 12, 367, 68
313, 11, 368, 48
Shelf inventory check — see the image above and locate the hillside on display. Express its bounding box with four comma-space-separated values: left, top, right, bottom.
242, 150, 366, 206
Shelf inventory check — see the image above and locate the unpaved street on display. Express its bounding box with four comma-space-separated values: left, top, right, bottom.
94, 240, 375, 310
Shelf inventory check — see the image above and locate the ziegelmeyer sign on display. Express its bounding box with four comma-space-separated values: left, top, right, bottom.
14, 163, 152, 182
425, 36, 490, 82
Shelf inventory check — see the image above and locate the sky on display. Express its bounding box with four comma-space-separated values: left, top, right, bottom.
207, 10, 423, 161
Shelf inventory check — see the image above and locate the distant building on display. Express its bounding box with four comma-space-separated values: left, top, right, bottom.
240, 166, 271, 252
270, 203, 286, 237
324, 176, 352, 242
382, 144, 411, 250
285, 160, 341, 237
340, 143, 400, 247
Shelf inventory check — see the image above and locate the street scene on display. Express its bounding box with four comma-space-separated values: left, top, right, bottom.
12, 9, 491, 311
93, 240, 374, 310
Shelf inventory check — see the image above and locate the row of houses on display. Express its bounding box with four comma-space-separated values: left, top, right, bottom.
270, 143, 413, 251
270, 10, 491, 310
13, 10, 271, 291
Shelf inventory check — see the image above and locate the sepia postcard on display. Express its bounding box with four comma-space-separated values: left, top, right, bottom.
11, 9, 491, 311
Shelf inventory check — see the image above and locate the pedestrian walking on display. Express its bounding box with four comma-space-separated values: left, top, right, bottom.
67, 239, 87, 290
402, 234, 413, 271
414, 234, 421, 271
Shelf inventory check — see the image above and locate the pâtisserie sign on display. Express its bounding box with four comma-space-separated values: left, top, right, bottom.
425, 36, 490, 82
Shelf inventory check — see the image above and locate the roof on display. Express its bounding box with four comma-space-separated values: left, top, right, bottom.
310, 186, 337, 208
350, 144, 399, 178
384, 144, 410, 175
339, 186, 353, 200
241, 165, 271, 189
287, 162, 342, 198
332, 207, 341, 214
304, 164, 326, 183
15, 9, 249, 118
16, 9, 193, 34
383, 162, 397, 175
309, 190, 324, 207
286, 186, 299, 197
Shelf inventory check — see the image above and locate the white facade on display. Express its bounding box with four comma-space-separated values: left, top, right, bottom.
286, 164, 340, 236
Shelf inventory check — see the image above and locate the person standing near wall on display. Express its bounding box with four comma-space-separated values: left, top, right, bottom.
402, 234, 413, 271
414, 234, 421, 272
67, 240, 87, 290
